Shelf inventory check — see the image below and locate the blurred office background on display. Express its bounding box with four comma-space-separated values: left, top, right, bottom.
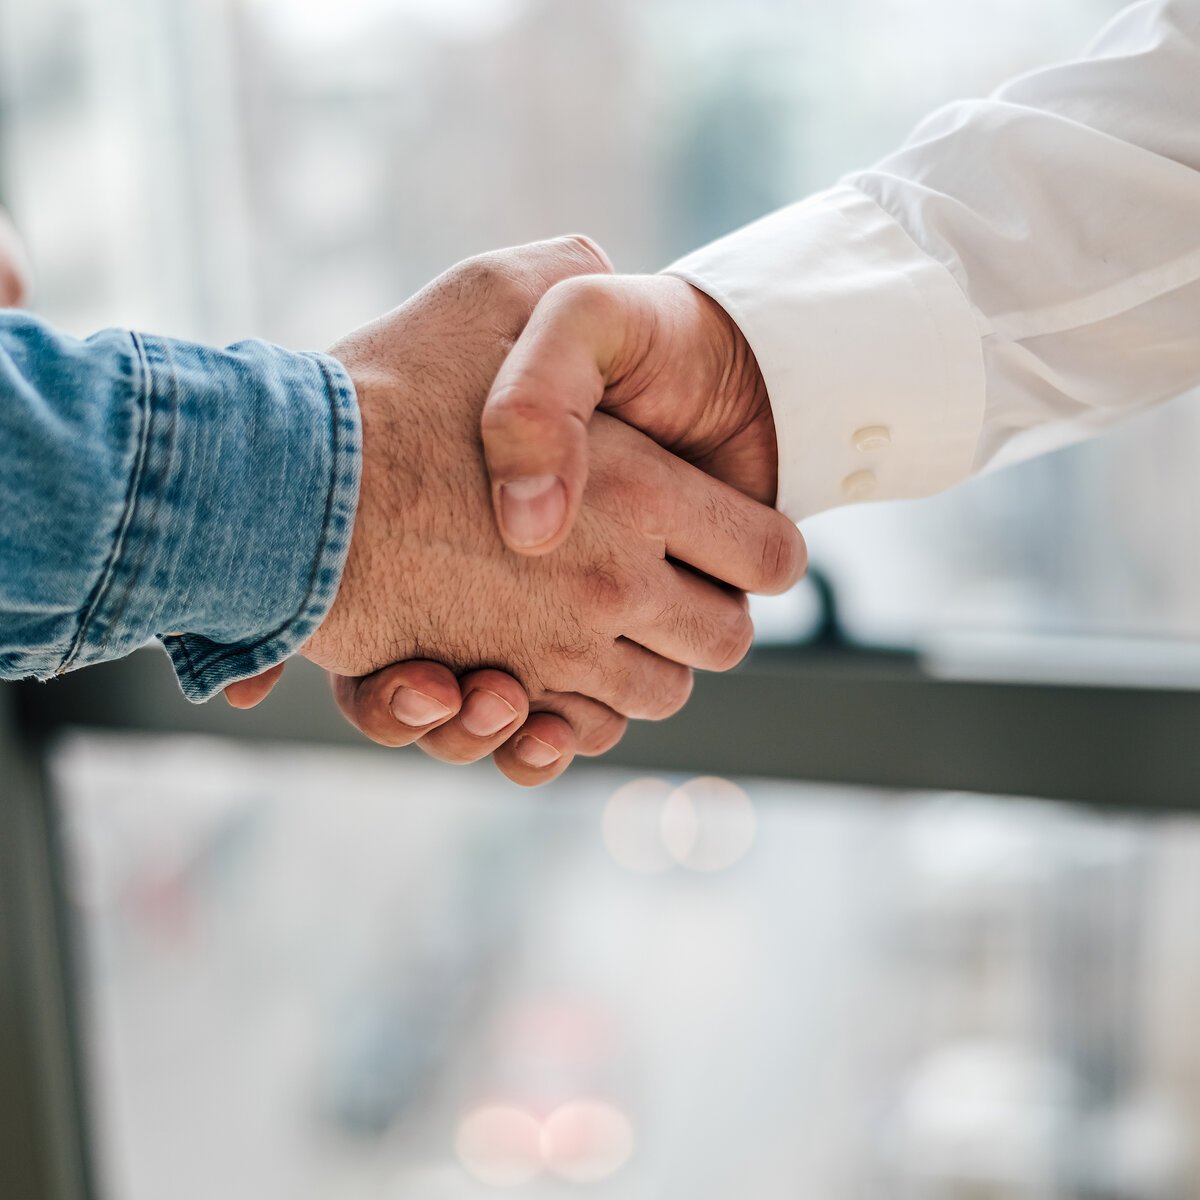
4, 0, 1200, 1196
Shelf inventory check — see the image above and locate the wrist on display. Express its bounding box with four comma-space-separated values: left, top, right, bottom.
301, 350, 380, 671
684, 282, 779, 506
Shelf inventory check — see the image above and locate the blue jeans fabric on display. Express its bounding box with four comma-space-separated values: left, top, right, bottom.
0, 312, 361, 700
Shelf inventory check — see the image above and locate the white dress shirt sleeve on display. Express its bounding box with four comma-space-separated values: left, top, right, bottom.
666, 0, 1200, 521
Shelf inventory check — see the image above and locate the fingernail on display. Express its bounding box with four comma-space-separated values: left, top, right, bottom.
499, 475, 566, 548
390, 687, 453, 727
515, 735, 561, 768
460, 689, 518, 738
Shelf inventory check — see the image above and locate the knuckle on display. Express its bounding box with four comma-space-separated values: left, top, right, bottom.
481, 383, 558, 434
559, 233, 612, 274
457, 252, 508, 292
756, 521, 806, 594
644, 666, 694, 721
579, 710, 628, 756
549, 274, 617, 325
711, 612, 755, 672
455, 253, 531, 313
581, 556, 634, 619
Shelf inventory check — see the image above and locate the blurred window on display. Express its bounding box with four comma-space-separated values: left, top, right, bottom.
54, 734, 1200, 1200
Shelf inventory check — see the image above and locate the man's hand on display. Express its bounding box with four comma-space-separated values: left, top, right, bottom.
277, 242, 802, 779
227, 237, 619, 782
478, 275, 777, 554
229, 245, 804, 784
226, 656, 584, 786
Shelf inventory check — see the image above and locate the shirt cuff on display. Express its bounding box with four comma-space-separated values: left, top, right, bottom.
664, 183, 986, 521
73, 335, 360, 701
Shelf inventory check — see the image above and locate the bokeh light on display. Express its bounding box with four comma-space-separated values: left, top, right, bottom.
603, 776, 757, 874
455, 1098, 634, 1187
601, 777, 677, 874
541, 1100, 635, 1184
455, 1104, 543, 1187
662, 775, 756, 872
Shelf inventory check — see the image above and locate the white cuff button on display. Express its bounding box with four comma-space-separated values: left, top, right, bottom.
841, 469, 878, 501
852, 425, 891, 452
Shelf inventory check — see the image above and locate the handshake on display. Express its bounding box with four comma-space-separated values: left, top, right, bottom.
228, 237, 806, 784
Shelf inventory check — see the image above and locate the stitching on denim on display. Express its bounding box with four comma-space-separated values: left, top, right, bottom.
172, 621, 200, 680
97, 340, 182, 645
59, 332, 156, 675
173, 353, 357, 685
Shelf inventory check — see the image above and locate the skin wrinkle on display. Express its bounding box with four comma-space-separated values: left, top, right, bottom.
653, 585, 747, 671
585, 562, 639, 632
604, 283, 660, 396
562, 276, 777, 507
760, 522, 795, 590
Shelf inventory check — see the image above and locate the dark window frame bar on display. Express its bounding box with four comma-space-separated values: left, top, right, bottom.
12, 645, 1200, 813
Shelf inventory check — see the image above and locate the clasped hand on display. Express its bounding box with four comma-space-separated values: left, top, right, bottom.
227, 237, 806, 783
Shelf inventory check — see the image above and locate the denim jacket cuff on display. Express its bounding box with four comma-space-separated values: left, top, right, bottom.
86, 336, 362, 700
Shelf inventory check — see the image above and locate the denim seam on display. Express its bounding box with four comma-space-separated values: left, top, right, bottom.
57, 331, 154, 675
162, 353, 359, 696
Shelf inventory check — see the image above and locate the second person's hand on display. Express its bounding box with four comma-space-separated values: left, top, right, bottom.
478, 273, 780, 555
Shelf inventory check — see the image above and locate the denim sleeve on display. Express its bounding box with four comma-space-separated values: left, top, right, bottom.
0, 312, 361, 700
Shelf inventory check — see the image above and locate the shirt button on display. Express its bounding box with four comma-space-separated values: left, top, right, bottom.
841, 469, 878, 501
852, 424, 891, 452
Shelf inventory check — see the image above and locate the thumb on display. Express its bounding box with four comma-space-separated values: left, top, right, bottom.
481, 274, 631, 555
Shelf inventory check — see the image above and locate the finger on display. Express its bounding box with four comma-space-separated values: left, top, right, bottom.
531, 692, 628, 757
481, 275, 633, 556
492, 712, 578, 787
434, 691, 622, 784
332, 660, 463, 748
629, 430, 807, 595
552, 639, 694, 722
224, 662, 286, 709
417, 669, 530, 764
626, 565, 754, 673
